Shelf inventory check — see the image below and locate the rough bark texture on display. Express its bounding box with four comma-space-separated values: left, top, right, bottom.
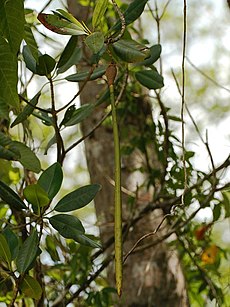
67, 1, 189, 306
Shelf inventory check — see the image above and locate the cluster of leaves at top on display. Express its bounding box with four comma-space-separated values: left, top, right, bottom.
26, 0, 163, 86
0, 0, 163, 172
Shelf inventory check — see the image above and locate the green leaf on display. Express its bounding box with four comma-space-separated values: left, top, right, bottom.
23, 44, 38, 74
44, 134, 56, 155
85, 32, 104, 54
0, 130, 18, 147
112, 39, 150, 63
0, 133, 41, 173
0, 180, 27, 210
32, 110, 53, 126
92, 0, 109, 29
38, 162, 63, 199
0, 36, 19, 108
11, 141, 41, 173
24, 23, 39, 61
73, 233, 101, 249
65, 66, 106, 82
57, 36, 82, 73
23, 184, 50, 208
3, 228, 19, 260
0, 97, 9, 119
56, 9, 88, 30
36, 54, 56, 76
37, 12, 87, 36
11, 92, 41, 128
213, 203, 221, 222
110, 0, 148, 33
45, 235, 60, 262
222, 191, 230, 218
0, 143, 20, 161
23, 47, 56, 76
20, 275, 42, 300
0, 0, 24, 53
16, 230, 39, 273
49, 214, 85, 239
138, 44, 162, 66
135, 69, 164, 89
0, 233, 11, 268
61, 104, 94, 127
54, 184, 101, 212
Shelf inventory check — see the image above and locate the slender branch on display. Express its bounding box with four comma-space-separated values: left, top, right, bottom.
123, 213, 172, 263
59, 256, 112, 306
155, 91, 170, 190
56, 65, 97, 113
181, 0, 187, 206
107, 0, 126, 43
178, 236, 222, 306
9, 274, 24, 307
171, 69, 217, 177
65, 70, 128, 155
18, 94, 50, 114
186, 57, 230, 93
152, 1, 162, 74
49, 77, 65, 164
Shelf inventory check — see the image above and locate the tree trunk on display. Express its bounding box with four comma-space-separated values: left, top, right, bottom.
67, 1, 189, 306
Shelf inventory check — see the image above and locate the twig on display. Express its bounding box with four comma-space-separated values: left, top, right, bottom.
107, 0, 126, 43
155, 91, 170, 189
123, 213, 171, 263
49, 77, 65, 164
181, 0, 187, 206
39, 0, 53, 13
171, 69, 217, 176
60, 256, 112, 306
18, 94, 50, 114
56, 65, 97, 113
178, 236, 222, 306
65, 70, 128, 155
186, 57, 230, 93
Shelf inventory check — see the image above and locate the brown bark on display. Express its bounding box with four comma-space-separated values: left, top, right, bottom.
67, 1, 189, 306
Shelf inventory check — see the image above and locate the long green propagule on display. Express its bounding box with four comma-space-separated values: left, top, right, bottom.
106, 64, 122, 296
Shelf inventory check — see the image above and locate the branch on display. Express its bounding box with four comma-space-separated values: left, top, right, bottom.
107, 0, 126, 43
123, 213, 172, 263
49, 78, 65, 164
56, 65, 97, 113
178, 236, 222, 306
65, 70, 128, 155
181, 0, 188, 206
186, 57, 230, 93
55, 256, 113, 306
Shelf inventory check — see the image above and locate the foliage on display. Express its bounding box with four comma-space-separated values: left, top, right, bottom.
0, 0, 229, 306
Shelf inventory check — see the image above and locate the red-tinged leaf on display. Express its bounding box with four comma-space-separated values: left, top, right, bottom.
38, 13, 87, 36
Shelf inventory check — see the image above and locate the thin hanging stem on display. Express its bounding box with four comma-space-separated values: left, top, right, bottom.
181, 0, 187, 205
106, 64, 122, 297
